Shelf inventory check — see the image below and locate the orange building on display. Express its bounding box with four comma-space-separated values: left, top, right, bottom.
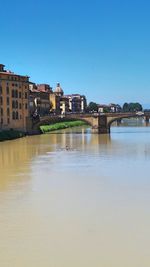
0, 64, 30, 132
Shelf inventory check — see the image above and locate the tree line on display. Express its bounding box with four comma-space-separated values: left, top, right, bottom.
122, 102, 143, 112
86, 102, 143, 113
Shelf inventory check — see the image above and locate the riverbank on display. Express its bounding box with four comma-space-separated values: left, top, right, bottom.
0, 130, 25, 142
40, 120, 87, 133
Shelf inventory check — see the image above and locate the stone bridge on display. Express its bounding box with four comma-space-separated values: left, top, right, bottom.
27, 112, 150, 134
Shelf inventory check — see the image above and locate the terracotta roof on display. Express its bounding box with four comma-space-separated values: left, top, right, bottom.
0, 71, 29, 78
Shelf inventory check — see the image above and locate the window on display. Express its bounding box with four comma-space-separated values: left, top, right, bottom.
12, 100, 15, 109
25, 92, 28, 99
15, 90, 18, 98
7, 97, 9, 105
25, 103, 28, 109
16, 111, 18, 120
0, 96, 3, 105
19, 92, 21, 98
19, 103, 22, 109
12, 89, 15, 98
7, 108, 10, 116
7, 118, 10, 124
0, 86, 2, 94
6, 86, 9, 94
16, 100, 18, 109
1, 108, 3, 116
12, 111, 15, 120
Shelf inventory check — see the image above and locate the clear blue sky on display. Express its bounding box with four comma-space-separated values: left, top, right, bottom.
1, 0, 150, 106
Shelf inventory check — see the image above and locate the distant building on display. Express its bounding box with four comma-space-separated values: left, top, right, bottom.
50, 83, 87, 114
54, 82, 64, 97
60, 96, 70, 114
49, 93, 61, 114
109, 103, 122, 113
0, 64, 29, 132
98, 104, 110, 113
65, 94, 87, 113
98, 103, 121, 113
0, 63, 88, 132
29, 83, 51, 116
36, 84, 53, 93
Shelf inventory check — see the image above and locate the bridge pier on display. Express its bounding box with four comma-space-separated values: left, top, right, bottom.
92, 128, 110, 134
26, 117, 41, 135
91, 115, 110, 134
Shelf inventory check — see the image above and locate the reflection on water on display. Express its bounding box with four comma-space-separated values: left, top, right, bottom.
0, 123, 150, 267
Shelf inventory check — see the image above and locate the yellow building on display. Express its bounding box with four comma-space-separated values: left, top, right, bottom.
0, 64, 29, 132
49, 82, 65, 114
49, 93, 61, 114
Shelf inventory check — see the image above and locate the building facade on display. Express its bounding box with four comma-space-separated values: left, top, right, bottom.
65, 94, 87, 113
49, 83, 64, 114
29, 83, 51, 116
54, 82, 64, 97
49, 93, 61, 114
0, 64, 29, 131
0, 64, 88, 132
36, 84, 53, 93
60, 96, 70, 114
98, 103, 122, 113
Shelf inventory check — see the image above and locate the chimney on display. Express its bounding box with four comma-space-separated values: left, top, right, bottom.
0, 64, 5, 72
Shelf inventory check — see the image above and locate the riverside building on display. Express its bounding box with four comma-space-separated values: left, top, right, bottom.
65, 94, 87, 113
50, 83, 87, 114
49, 83, 63, 114
0, 64, 29, 132
29, 83, 52, 116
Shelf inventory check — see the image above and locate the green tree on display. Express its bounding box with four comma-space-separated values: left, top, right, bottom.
134, 102, 143, 111
122, 102, 143, 112
103, 107, 110, 113
123, 102, 129, 112
87, 102, 98, 112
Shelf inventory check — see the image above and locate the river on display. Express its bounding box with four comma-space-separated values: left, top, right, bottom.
0, 122, 150, 267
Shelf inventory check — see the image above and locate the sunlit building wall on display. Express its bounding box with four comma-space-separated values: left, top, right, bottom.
0, 64, 29, 131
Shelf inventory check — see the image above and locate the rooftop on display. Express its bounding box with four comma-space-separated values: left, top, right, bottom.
0, 63, 29, 78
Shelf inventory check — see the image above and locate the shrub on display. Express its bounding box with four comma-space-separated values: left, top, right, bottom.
40, 120, 87, 133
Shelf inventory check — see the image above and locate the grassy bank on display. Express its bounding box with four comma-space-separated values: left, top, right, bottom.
40, 120, 87, 133
0, 130, 25, 142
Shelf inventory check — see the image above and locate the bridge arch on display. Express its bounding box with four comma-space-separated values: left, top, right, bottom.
32, 115, 93, 133
107, 114, 145, 129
